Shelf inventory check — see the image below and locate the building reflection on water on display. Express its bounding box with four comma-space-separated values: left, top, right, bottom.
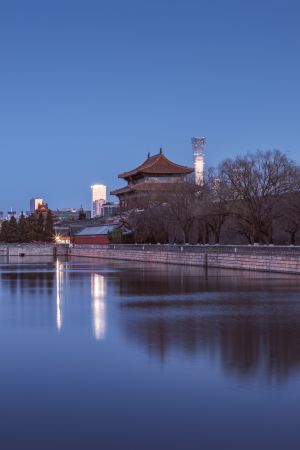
91, 273, 107, 340
120, 307, 300, 382
1, 259, 300, 381
0, 266, 55, 294
111, 264, 300, 383
55, 263, 107, 339
0, 260, 107, 340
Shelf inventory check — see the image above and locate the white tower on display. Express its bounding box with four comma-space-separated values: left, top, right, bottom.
191, 137, 206, 185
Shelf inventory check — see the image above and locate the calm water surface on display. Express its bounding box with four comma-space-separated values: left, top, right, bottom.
0, 257, 300, 449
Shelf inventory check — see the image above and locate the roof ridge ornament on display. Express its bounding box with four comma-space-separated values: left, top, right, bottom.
147, 152, 150, 158
159, 148, 163, 154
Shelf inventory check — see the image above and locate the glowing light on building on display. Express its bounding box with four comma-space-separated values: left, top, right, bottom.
91, 273, 106, 340
191, 137, 206, 185
91, 185, 106, 218
56, 259, 64, 331
30, 197, 43, 213
54, 233, 70, 244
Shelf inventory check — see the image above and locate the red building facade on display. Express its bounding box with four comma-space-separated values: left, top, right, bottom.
71, 235, 110, 245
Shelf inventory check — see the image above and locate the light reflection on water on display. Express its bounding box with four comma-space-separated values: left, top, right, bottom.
54, 261, 107, 339
1, 258, 300, 382
56, 259, 63, 331
91, 273, 106, 340
0, 257, 300, 449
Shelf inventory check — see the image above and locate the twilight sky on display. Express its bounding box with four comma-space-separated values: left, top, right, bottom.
0, 0, 299, 212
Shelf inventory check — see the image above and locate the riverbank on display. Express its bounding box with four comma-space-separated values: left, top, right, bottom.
70, 243, 300, 274
0, 243, 68, 257
1, 243, 300, 274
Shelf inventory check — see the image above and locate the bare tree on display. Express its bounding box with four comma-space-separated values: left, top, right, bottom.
126, 149, 300, 245
200, 170, 232, 243
128, 180, 203, 244
164, 180, 203, 243
219, 150, 300, 244
128, 205, 170, 243
276, 192, 300, 245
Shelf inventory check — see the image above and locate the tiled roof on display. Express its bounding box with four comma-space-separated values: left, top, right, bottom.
110, 186, 132, 196
74, 225, 117, 236
118, 150, 193, 179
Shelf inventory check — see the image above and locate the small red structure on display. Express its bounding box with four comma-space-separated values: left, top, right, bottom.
71, 225, 116, 245
37, 203, 49, 213
71, 235, 110, 245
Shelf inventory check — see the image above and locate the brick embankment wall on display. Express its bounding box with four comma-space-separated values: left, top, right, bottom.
0, 244, 69, 257
70, 244, 300, 274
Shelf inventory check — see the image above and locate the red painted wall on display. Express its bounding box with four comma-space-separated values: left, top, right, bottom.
71, 235, 110, 245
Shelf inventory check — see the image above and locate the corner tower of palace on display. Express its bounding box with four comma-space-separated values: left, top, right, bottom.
111, 148, 193, 211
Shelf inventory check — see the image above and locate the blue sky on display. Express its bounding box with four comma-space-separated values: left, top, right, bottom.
0, 0, 299, 211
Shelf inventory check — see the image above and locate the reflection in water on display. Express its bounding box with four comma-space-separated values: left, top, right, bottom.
91, 273, 106, 340
0, 267, 55, 294
1, 258, 300, 383
56, 260, 64, 331
114, 265, 300, 383
120, 304, 300, 382
0, 261, 299, 447
110, 264, 300, 296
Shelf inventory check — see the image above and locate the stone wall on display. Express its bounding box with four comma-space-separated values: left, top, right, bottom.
1, 243, 300, 274
0, 244, 68, 257
70, 244, 300, 274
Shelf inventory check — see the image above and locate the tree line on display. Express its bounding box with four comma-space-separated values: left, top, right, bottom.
0, 211, 54, 243
129, 149, 300, 245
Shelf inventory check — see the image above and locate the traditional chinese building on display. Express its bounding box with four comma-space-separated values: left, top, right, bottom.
111, 148, 193, 211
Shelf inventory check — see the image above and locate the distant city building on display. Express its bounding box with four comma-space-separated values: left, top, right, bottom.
91, 185, 106, 218
37, 203, 49, 214
35, 203, 56, 221
55, 208, 91, 222
101, 202, 119, 218
30, 197, 44, 213
56, 208, 79, 222
92, 199, 104, 218
7, 211, 17, 220
0, 211, 4, 221
111, 148, 193, 211
84, 210, 92, 219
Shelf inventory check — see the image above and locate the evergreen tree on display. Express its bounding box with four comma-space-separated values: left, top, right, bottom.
25, 214, 38, 242
44, 210, 54, 241
109, 229, 122, 244
18, 213, 27, 242
0, 220, 9, 242
6, 216, 19, 243
37, 213, 44, 241
78, 206, 86, 220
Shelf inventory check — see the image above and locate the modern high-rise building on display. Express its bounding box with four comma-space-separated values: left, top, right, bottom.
191, 137, 206, 185
30, 197, 43, 213
91, 185, 106, 218
101, 202, 120, 218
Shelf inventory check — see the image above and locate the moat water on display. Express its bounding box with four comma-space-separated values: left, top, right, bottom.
0, 257, 300, 449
